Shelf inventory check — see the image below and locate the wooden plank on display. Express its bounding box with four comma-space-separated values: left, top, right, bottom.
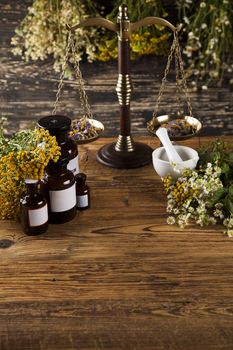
0, 136, 233, 349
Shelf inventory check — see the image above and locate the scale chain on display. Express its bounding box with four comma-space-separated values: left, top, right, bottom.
174, 33, 193, 118
52, 31, 72, 115
175, 44, 182, 117
52, 31, 93, 119
151, 31, 193, 125
152, 35, 177, 122
70, 34, 93, 120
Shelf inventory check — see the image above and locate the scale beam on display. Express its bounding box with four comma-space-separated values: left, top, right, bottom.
131, 17, 179, 33
68, 18, 118, 33
68, 5, 179, 168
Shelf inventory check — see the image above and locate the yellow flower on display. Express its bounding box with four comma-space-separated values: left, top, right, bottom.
0, 127, 61, 219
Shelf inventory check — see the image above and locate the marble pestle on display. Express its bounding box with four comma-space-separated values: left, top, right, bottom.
155, 127, 183, 163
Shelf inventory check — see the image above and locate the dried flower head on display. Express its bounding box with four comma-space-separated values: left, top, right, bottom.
0, 125, 61, 219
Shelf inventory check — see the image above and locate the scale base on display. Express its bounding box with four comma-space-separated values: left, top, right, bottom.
97, 141, 153, 169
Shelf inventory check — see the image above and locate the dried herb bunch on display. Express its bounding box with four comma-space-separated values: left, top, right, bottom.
12, 0, 171, 67
11, 0, 233, 84
163, 139, 233, 237
97, 0, 171, 61
0, 119, 61, 219
177, 0, 233, 85
11, 0, 101, 73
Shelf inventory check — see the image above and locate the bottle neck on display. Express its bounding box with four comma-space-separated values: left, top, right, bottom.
76, 179, 85, 187
55, 132, 68, 146
26, 183, 38, 196
47, 164, 67, 176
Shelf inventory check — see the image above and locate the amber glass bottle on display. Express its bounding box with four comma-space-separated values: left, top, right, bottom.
76, 173, 90, 211
38, 115, 79, 175
20, 179, 48, 235
44, 152, 76, 224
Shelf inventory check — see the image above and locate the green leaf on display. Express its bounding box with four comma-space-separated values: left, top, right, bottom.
228, 153, 233, 162
228, 184, 233, 198
221, 162, 230, 176
224, 195, 233, 215
220, 162, 233, 184
209, 188, 227, 207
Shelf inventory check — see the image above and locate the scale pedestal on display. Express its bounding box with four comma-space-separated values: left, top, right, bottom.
97, 137, 152, 169
69, 4, 178, 168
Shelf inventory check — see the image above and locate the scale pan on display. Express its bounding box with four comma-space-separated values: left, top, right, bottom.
147, 115, 202, 141
70, 118, 104, 145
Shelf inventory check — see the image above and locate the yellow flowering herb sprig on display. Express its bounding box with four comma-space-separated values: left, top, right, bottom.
163, 163, 223, 229
0, 126, 61, 219
97, 31, 170, 62
96, 0, 170, 62
163, 139, 233, 236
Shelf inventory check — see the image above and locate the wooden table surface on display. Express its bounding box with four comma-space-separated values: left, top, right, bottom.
1, 136, 233, 350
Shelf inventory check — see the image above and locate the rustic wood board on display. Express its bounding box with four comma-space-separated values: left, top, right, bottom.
0, 136, 233, 350
0, 1, 232, 137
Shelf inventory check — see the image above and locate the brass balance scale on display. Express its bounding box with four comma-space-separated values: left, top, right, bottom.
53, 4, 202, 168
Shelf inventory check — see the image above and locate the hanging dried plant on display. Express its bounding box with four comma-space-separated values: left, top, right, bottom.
11, 0, 101, 73
96, 0, 171, 61
177, 0, 233, 86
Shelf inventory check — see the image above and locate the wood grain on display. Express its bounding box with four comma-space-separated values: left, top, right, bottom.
0, 136, 233, 350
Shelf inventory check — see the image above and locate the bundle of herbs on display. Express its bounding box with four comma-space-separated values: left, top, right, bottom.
0, 119, 61, 219
96, 0, 171, 62
163, 139, 233, 236
177, 0, 233, 86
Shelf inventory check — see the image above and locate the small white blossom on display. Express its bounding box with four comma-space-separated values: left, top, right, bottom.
226, 230, 233, 238
214, 166, 221, 175
174, 208, 179, 215
215, 203, 223, 209
188, 206, 195, 213
188, 32, 195, 39
167, 216, 176, 225
167, 205, 173, 212
177, 219, 185, 228
214, 209, 224, 219
209, 217, 217, 225
223, 218, 230, 227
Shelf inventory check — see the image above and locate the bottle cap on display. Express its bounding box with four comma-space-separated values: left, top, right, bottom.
25, 178, 39, 184
76, 173, 87, 184
37, 115, 71, 135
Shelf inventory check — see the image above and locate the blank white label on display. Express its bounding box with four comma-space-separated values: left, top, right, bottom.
50, 184, 76, 212
28, 204, 48, 227
67, 155, 79, 175
77, 194, 88, 208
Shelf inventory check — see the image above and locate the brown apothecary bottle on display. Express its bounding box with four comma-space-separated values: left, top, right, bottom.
38, 115, 79, 175
76, 173, 90, 211
20, 179, 49, 235
42, 152, 77, 224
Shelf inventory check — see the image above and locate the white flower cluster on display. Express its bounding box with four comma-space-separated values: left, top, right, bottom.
166, 162, 224, 229
178, 0, 233, 84
223, 217, 233, 237
11, 0, 100, 73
